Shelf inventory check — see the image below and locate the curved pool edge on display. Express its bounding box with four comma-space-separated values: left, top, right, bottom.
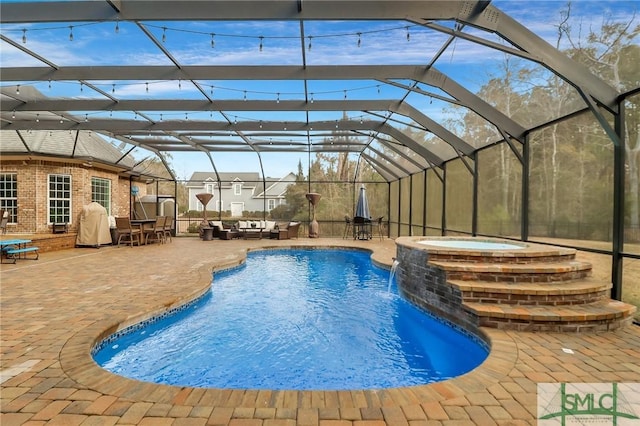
60, 241, 514, 407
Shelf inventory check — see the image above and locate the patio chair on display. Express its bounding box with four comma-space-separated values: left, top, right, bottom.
163, 216, 173, 242
374, 216, 385, 241
343, 215, 352, 239
269, 222, 300, 240
115, 217, 142, 247
143, 216, 165, 244
0, 209, 8, 234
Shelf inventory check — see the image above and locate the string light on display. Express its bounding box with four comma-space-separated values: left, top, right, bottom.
259, 120, 263, 129
134, 112, 138, 120
115, 20, 120, 34
335, 120, 339, 128
357, 32, 362, 47
162, 27, 167, 42
12, 110, 15, 119
80, 82, 83, 92
406, 26, 410, 42
178, 79, 182, 90
185, 113, 189, 120
243, 90, 247, 101
36, 114, 40, 122
344, 90, 347, 100
259, 36, 264, 52
377, 85, 381, 94
310, 93, 314, 103
112, 84, 116, 93
146, 82, 149, 93
210, 33, 215, 48
276, 93, 280, 103
22, 28, 27, 43
48, 79, 52, 90
307, 36, 313, 51
16, 85, 20, 94
84, 113, 88, 122
110, 110, 113, 117
69, 26, 73, 41
160, 113, 163, 121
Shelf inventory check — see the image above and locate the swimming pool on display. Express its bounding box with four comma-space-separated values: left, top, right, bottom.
94, 248, 488, 390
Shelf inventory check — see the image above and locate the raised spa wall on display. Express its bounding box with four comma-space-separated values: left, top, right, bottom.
394, 236, 637, 333
395, 239, 478, 332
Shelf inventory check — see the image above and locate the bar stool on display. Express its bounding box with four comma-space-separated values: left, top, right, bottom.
375, 216, 385, 241
343, 215, 352, 239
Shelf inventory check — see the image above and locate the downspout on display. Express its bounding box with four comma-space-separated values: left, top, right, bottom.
472, 152, 478, 236
612, 98, 625, 300
423, 169, 428, 236
397, 178, 402, 236
409, 175, 413, 235
204, 152, 222, 220
441, 163, 447, 236
256, 152, 266, 221
522, 134, 530, 242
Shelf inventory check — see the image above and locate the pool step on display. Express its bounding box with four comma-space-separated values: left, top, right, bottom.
426, 246, 577, 265
429, 260, 592, 283
464, 299, 637, 332
449, 279, 611, 305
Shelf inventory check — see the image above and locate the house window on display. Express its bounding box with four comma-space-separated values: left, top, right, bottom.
0, 173, 18, 223
206, 183, 215, 193
233, 183, 241, 195
91, 177, 111, 214
268, 199, 276, 210
48, 174, 71, 224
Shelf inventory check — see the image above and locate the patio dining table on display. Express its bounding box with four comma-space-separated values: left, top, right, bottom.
131, 219, 156, 243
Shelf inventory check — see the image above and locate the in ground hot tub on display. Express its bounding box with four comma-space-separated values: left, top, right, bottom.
416, 239, 524, 250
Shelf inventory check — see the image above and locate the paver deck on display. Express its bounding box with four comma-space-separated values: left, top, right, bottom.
1, 237, 639, 425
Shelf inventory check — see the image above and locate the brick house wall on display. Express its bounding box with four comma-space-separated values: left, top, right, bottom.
1, 159, 147, 234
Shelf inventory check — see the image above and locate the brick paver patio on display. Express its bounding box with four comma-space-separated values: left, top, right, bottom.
1, 237, 639, 425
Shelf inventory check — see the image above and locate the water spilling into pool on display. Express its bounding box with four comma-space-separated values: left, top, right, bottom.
94, 248, 488, 390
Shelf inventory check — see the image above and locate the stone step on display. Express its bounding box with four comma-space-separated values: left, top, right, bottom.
464, 299, 637, 332
429, 260, 592, 283
428, 251, 576, 265
449, 279, 611, 305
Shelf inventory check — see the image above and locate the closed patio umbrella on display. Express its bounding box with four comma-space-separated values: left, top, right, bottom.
354, 185, 371, 239
355, 185, 371, 219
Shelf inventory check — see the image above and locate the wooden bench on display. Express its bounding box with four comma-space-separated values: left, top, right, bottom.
3, 246, 39, 263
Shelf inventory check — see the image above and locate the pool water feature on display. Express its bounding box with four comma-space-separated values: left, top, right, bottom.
94, 248, 488, 390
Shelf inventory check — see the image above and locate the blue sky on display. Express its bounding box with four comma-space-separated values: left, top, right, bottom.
1, 1, 638, 179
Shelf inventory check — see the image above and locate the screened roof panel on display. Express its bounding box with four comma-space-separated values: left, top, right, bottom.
1, 0, 632, 181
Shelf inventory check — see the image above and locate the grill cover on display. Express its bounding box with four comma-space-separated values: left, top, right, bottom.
76, 202, 112, 247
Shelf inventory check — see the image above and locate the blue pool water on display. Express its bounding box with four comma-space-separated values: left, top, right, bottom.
94, 248, 488, 390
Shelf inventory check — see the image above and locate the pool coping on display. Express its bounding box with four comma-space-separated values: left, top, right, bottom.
59, 244, 519, 408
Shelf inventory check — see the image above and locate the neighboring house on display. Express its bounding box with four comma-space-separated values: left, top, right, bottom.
186, 172, 296, 217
